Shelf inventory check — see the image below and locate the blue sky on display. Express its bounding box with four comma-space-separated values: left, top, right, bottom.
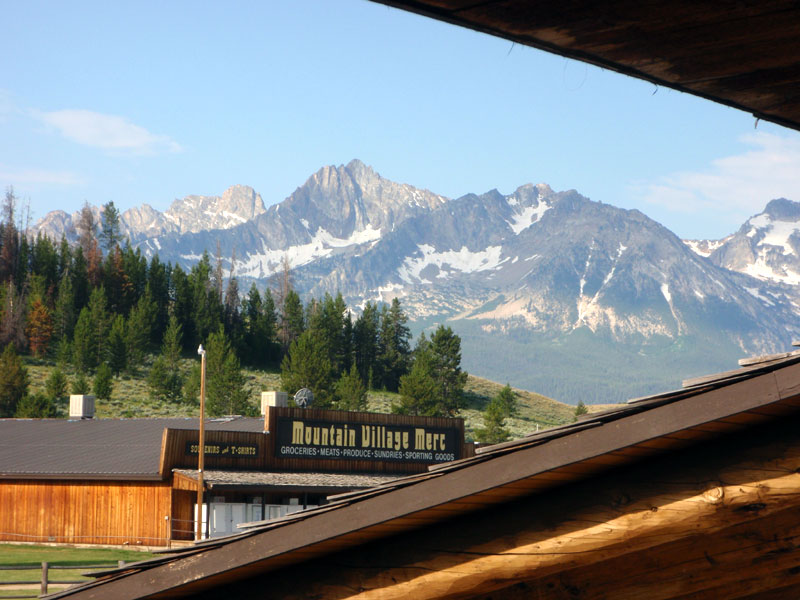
3, 0, 800, 240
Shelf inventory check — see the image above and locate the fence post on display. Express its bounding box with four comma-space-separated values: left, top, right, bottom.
41, 561, 49, 596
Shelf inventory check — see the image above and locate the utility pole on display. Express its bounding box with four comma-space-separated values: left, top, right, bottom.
196, 344, 207, 542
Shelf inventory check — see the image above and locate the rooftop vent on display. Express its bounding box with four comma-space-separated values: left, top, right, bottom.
261, 391, 288, 415
69, 394, 95, 419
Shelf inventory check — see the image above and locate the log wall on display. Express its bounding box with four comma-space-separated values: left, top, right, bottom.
0, 480, 172, 546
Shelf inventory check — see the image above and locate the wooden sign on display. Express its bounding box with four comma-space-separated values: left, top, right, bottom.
275, 416, 459, 464
185, 441, 258, 458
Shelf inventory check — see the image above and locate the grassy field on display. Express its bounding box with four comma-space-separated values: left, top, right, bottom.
0, 544, 155, 597
24, 356, 579, 440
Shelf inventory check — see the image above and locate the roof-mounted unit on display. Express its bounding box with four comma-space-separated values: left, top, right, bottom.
69, 394, 95, 419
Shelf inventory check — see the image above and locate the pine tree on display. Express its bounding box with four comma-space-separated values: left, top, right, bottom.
429, 325, 468, 417
87, 287, 110, 368
0, 281, 27, 351
125, 291, 154, 371
148, 315, 184, 403
71, 372, 90, 395
25, 298, 53, 357
107, 315, 127, 376
206, 329, 249, 416
72, 307, 96, 372
53, 274, 75, 344
378, 298, 411, 392
45, 368, 68, 404
353, 302, 380, 388
574, 400, 588, 420
281, 289, 304, 351
0, 344, 29, 417
474, 397, 511, 444
496, 384, 516, 417
93, 362, 113, 400
280, 329, 333, 409
0, 187, 19, 285
100, 201, 121, 252
335, 363, 367, 411
394, 346, 440, 416
15, 393, 56, 418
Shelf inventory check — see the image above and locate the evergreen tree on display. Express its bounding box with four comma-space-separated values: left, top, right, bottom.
147, 255, 170, 344
107, 315, 127, 376
148, 315, 184, 403
31, 233, 58, 294
182, 362, 201, 406
496, 384, 516, 417
161, 315, 183, 369
100, 200, 121, 252
87, 287, 110, 368
53, 274, 75, 344
15, 233, 29, 293
45, 368, 68, 404
280, 329, 333, 408
335, 363, 367, 411
170, 265, 195, 352
15, 393, 57, 418
125, 291, 155, 371
71, 372, 90, 395
71, 247, 90, 312
574, 400, 588, 420
0, 187, 19, 285
474, 397, 511, 444
0, 281, 27, 351
353, 302, 380, 388
281, 289, 304, 351
378, 298, 411, 392
103, 246, 132, 315
72, 307, 96, 372
429, 325, 468, 417
93, 362, 113, 400
394, 346, 440, 416
148, 356, 183, 403
25, 298, 53, 357
206, 329, 249, 416
0, 344, 29, 417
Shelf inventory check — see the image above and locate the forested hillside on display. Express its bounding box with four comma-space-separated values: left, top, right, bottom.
0, 188, 571, 438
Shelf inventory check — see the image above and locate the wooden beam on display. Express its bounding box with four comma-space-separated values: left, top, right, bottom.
214, 423, 800, 600
485, 504, 800, 599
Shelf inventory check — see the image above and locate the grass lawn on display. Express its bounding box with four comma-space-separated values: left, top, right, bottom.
0, 544, 155, 595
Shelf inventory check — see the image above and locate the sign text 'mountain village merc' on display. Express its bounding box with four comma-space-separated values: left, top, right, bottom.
275, 417, 460, 464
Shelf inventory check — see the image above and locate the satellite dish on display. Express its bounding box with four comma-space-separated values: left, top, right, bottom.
294, 388, 314, 408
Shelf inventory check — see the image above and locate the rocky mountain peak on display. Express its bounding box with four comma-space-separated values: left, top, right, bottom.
763, 198, 800, 221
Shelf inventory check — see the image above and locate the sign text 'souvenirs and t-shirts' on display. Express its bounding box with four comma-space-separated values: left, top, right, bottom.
275, 417, 459, 463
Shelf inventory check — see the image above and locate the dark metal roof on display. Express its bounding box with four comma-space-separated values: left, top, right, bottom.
173, 469, 403, 492
0, 417, 265, 479
45, 353, 800, 599
372, 0, 800, 133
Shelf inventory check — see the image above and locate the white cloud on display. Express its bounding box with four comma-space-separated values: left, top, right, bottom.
32, 109, 182, 155
0, 165, 85, 186
634, 132, 800, 220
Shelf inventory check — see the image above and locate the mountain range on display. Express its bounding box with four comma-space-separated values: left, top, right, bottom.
31, 159, 800, 403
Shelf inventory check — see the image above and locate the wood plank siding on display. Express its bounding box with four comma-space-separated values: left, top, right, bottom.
0, 480, 172, 546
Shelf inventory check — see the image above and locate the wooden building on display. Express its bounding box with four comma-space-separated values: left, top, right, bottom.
45, 353, 800, 599
0, 407, 471, 547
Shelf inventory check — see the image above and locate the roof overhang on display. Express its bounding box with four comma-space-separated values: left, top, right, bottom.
371, 0, 800, 132
45, 356, 800, 599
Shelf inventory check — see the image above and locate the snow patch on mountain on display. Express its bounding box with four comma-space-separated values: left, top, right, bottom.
683, 238, 726, 257
748, 213, 799, 255
508, 201, 551, 234
397, 245, 506, 284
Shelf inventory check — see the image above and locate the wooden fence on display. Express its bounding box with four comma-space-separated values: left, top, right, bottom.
0, 561, 124, 598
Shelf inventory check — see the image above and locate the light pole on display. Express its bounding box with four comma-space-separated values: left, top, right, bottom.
196, 344, 207, 542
